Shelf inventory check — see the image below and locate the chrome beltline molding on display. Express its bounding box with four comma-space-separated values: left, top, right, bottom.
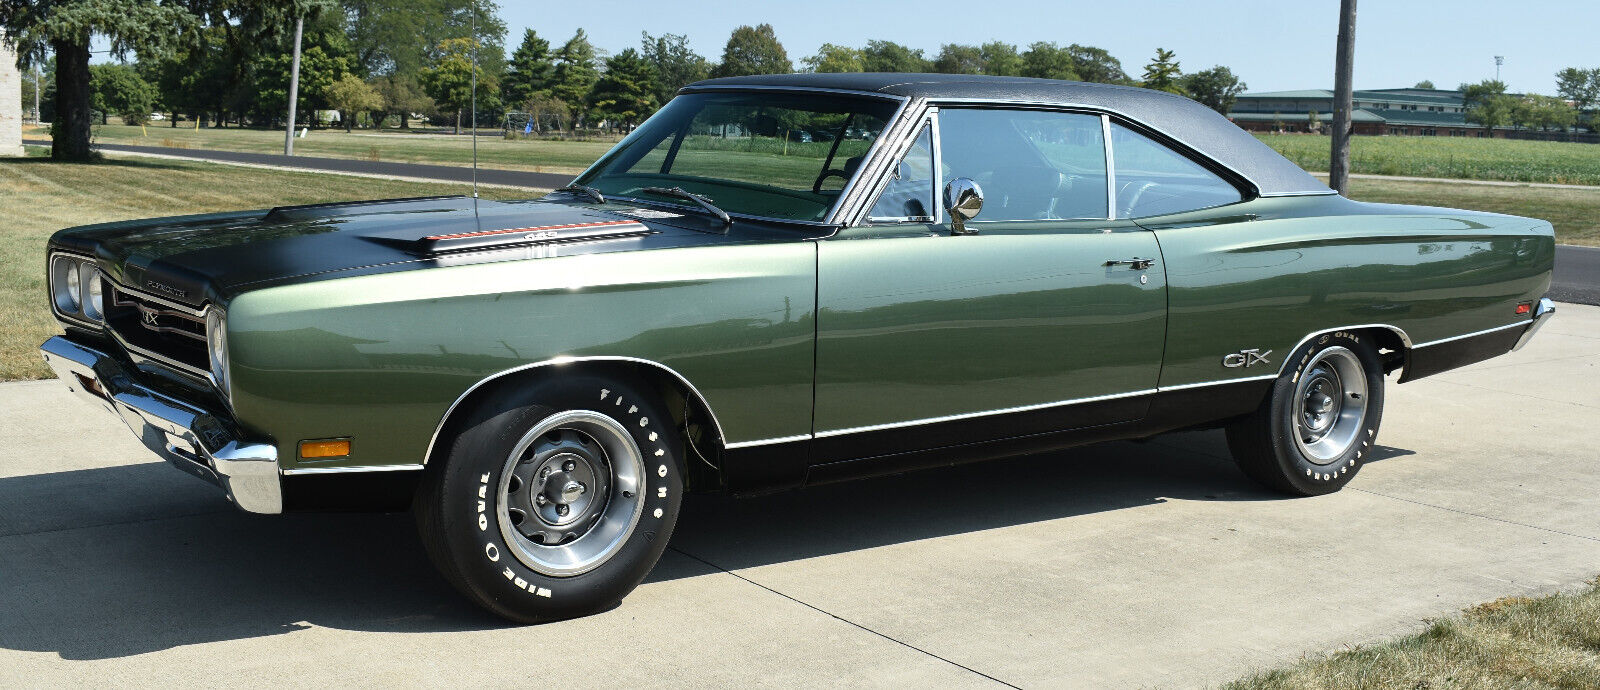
421, 355, 731, 467
813, 387, 1159, 439
724, 435, 812, 450
1157, 374, 1278, 391
1410, 320, 1529, 348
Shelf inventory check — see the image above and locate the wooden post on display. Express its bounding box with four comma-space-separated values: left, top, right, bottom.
1329, 0, 1357, 195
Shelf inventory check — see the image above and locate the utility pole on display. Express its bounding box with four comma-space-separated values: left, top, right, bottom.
1329, 0, 1357, 196
284, 14, 304, 156
33, 64, 41, 124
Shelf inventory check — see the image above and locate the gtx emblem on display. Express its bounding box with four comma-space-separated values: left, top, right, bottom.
1223, 348, 1272, 368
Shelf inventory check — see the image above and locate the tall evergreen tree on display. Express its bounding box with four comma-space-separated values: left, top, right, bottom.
502, 28, 553, 108
640, 32, 708, 106
1140, 47, 1182, 94
550, 29, 598, 126
591, 47, 658, 131
710, 23, 790, 77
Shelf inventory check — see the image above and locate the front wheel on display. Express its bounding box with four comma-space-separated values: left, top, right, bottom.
1226, 330, 1386, 496
414, 375, 684, 622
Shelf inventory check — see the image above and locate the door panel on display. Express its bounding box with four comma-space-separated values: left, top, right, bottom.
815, 221, 1166, 446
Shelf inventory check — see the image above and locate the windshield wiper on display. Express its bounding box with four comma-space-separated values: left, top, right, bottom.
554, 184, 605, 204
640, 186, 731, 227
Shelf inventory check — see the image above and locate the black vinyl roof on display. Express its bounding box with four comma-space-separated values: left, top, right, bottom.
685, 73, 1333, 197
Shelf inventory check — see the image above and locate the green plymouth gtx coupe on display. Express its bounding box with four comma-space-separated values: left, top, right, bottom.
40, 74, 1555, 622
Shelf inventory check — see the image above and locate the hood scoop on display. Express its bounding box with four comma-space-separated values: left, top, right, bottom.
413, 219, 656, 254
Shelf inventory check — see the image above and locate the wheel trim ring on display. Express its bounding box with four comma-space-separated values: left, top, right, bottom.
1291, 346, 1368, 465
495, 410, 645, 577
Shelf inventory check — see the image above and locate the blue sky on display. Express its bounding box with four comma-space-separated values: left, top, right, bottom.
501, 0, 1599, 95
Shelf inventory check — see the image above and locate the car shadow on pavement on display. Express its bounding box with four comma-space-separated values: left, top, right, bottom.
0, 429, 1415, 659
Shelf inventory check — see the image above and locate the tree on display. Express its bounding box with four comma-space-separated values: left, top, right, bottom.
1181, 66, 1246, 115
1067, 44, 1129, 84
1516, 94, 1576, 132
803, 43, 863, 73
419, 37, 496, 133
932, 44, 984, 74
1413, 80, 1434, 89
979, 41, 1022, 76
550, 29, 598, 126
522, 91, 569, 133
502, 28, 554, 109
1020, 42, 1077, 80
1465, 93, 1517, 134
710, 24, 790, 77
640, 32, 709, 105
251, 42, 352, 128
325, 73, 382, 131
860, 40, 930, 73
1, 0, 199, 159
88, 63, 156, 124
1140, 47, 1183, 94
371, 73, 432, 128
590, 48, 658, 131
1459, 79, 1507, 110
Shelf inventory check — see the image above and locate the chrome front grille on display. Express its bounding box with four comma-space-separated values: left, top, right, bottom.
104, 283, 210, 375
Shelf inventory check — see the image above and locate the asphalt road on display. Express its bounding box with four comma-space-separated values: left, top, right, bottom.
2, 305, 1596, 686
24, 139, 1600, 306
21, 138, 573, 190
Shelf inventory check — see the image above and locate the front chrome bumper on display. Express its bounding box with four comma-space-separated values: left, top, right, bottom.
39, 336, 283, 514
1513, 297, 1556, 351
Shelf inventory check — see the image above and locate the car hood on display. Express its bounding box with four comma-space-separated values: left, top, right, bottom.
50, 195, 807, 307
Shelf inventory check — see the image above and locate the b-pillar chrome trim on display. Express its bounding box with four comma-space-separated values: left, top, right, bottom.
39, 336, 282, 514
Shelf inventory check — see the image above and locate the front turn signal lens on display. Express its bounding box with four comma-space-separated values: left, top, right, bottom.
300, 439, 351, 458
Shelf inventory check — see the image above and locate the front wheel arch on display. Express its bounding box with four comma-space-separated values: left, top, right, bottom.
425, 359, 726, 492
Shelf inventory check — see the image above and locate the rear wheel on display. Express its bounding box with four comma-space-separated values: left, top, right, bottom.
1226, 331, 1385, 496
415, 375, 683, 622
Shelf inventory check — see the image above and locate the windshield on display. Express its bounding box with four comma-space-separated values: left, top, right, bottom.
574, 92, 901, 222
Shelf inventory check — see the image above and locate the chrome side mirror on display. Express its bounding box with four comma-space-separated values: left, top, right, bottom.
943, 178, 983, 235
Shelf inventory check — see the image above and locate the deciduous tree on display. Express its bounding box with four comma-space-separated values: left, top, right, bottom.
860, 40, 929, 73
979, 41, 1022, 76
710, 23, 790, 77
1067, 44, 1129, 84
932, 43, 983, 74
88, 62, 156, 124
325, 72, 381, 131
802, 42, 862, 73
1020, 42, 1077, 81
1181, 65, 1246, 114
420, 37, 496, 133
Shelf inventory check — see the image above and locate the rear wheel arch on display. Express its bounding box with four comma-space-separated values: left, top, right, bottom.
424, 358, 727, 492
1276, 324, 1412, 378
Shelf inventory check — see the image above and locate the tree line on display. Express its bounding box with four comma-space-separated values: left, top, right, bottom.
5, 1, 1246, 159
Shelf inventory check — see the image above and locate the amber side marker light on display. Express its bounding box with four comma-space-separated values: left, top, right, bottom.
1515, 302, 1532, 315
300, 439, 352, 459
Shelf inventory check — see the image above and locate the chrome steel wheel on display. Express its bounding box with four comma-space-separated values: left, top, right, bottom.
496, 410, 645, 577
1291, 346, 1368, 464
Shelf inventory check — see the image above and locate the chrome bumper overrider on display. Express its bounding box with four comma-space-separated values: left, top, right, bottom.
39, 336, 282, 514
1513, 297, 1556, 351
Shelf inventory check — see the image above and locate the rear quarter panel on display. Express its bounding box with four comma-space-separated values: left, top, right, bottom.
1146, 194, 1554, 388
224, 243, 816, 471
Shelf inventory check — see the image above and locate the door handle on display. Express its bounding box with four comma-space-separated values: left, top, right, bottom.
1105, 257, 1156, 270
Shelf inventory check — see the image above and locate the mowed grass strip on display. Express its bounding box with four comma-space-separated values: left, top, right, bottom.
1259, 133, 1600, 186
0, 154, 533, 381
1347, 178, 1600, 246
34, 122, 618, 175
1225, 579, 1600, 689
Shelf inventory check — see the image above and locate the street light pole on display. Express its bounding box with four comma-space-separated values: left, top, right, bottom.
1494, 56, 1504, 83
1329, 0, 1357, 195
284, 14, 304, 156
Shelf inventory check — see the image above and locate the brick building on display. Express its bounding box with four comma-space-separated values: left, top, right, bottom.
1, 34, 22, 157
1228, 87, 1510, 137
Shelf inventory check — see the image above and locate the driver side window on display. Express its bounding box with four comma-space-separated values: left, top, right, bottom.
867, 125, 935, 222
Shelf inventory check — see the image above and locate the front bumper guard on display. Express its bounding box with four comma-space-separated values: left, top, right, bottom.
39, 336, 282, 514
1513, 297, 1556, 351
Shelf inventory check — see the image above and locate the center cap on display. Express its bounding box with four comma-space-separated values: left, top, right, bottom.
559, 480, 585, 503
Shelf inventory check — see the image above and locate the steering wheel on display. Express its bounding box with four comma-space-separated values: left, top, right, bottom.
812, 168, 849, 194
1120, 181, 1157, 217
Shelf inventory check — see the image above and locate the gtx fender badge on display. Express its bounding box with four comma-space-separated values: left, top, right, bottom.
1223, 348, 1272, 368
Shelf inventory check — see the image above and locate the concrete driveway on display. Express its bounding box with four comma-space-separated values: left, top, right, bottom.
2, 305, 1596, 688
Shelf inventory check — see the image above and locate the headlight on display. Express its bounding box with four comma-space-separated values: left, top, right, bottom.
83, 269, 104, 321
206, 309, 231, 400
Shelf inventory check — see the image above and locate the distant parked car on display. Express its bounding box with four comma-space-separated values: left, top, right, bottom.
39, 73, 1555, 623
148, 113, 166, 122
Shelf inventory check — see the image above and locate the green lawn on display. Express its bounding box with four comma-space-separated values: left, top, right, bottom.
0, 154, 531, 382
1227, 579, 1600, 689
1259, 133, 1600, 185
32, 122, 618, 175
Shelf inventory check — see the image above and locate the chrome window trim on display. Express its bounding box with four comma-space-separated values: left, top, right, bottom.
1101, 114, 1117, 221
282, 464, 425, 476
813, 387, 1158, 439
1410, 320, 1529, 348
573, 86, 910, 227
422, 355, 733, 466
859, 111, 939, 225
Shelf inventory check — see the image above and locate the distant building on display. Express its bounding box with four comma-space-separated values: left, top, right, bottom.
1, 33, 22, 157
1229, 87, 1509, 138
